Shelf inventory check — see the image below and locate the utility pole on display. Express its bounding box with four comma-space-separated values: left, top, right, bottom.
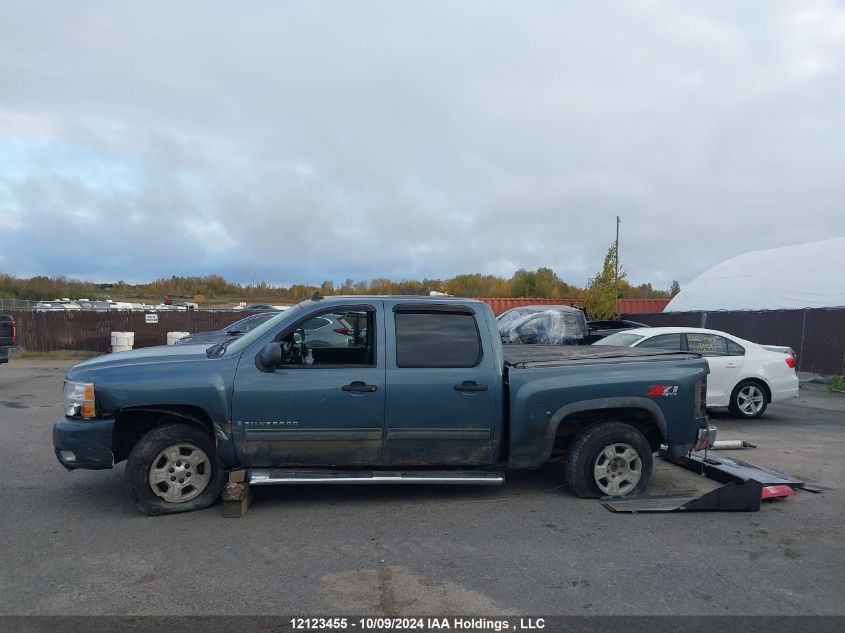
615, 216, 621, 316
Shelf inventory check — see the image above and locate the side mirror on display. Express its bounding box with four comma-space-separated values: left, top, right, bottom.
257, 341, 282, 372
226, 329, 242, 336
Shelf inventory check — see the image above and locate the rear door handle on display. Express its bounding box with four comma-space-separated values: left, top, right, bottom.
454, 381, 488, 392
726, 363, 738, 368
342, 381, 378, 393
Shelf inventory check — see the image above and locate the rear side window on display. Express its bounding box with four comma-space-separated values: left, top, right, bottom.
395, 312, 481, 368
726, 339, 745, 356
638, 333, 682, 350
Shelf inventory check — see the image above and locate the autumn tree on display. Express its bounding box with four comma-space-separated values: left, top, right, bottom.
670, 280, 681, 297
584, 242, 626, 320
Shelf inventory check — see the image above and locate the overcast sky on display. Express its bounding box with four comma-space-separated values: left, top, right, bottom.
1, 1, 843, 289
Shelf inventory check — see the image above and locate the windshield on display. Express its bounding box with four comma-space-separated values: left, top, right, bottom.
221, 305, 303, 355
595, 332, 645, 347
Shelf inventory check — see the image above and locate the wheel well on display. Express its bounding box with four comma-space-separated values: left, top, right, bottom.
552, 407, 663, 455
112, 406, 215, 464
734, 378, 771, 402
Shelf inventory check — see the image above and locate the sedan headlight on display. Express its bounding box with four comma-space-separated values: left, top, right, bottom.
63, 380, 96, 419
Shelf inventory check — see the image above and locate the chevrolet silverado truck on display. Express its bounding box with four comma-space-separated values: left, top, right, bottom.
0, 314, 15, 365
53, 296, 711, 515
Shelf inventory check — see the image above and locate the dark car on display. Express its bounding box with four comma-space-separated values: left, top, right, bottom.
0, 314, 16, 364
587, 319, 650, 343
176, 313, 277, 346
496, 305, 589, 345
242, 304, 282, 311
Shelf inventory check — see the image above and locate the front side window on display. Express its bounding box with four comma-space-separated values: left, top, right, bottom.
686, 333, 727, 356
395, 311, 481, 368
279, 309, 375, 366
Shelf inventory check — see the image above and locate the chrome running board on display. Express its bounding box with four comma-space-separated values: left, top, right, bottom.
248, 469, 504, 486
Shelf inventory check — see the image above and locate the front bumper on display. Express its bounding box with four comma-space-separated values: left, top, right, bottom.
53, 417, 115, 470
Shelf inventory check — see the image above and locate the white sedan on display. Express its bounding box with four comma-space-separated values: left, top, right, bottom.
597, 327, 799, 418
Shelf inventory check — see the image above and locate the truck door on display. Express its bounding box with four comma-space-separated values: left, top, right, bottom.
383, 304, 499, 466
232, 303, 385, 467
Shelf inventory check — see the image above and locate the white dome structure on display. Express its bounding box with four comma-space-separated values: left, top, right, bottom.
665, 237, 845, 312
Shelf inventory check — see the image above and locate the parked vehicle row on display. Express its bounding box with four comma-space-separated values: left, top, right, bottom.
53, 296, 711, 515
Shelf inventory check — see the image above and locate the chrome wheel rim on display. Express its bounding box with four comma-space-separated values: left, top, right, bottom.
148, 443, 211, 503
737, 385, 765, 416
593, 443, 642, 496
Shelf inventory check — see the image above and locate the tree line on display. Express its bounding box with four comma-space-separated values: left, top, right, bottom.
0, 261, 679, 315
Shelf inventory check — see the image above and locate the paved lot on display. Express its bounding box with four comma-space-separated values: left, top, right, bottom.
1, 359, 843, 616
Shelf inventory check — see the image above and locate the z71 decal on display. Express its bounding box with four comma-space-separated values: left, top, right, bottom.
647, 385, 679, 397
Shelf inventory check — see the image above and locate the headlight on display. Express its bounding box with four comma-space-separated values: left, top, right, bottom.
63, 380, 96, 419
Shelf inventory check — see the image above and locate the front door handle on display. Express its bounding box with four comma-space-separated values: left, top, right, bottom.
342, 381, 378, 393
454, 381, 488, 392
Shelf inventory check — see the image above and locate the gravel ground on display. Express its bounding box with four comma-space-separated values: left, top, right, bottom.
1, 360, 843, 616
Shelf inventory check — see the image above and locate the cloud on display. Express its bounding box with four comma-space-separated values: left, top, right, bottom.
1, 0, 843, 288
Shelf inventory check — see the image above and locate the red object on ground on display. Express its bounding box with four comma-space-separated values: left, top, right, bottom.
761, 485, 796, 500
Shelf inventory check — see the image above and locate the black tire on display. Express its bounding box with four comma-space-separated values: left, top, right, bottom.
729, 380, 768, 419
125, 422, 226, 515
564, 422, 653, 499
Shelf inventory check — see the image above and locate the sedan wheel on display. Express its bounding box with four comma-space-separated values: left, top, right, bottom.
730, 381, 768, 419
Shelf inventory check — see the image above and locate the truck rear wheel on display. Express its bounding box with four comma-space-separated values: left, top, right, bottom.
565, 422, 652, 498
125, 422, 226, 515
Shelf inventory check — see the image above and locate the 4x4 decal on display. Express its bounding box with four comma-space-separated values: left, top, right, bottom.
647, 385, 679, 397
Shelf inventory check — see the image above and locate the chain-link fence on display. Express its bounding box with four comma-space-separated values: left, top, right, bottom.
0, 298, 39, 310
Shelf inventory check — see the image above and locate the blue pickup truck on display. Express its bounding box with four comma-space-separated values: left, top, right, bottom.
54, 296, 711, 515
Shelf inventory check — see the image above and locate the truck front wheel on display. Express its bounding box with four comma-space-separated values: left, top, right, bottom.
125, 423, 226, 515
564, 422, 652, 498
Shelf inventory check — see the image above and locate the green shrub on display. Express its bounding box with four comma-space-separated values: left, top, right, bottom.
830, 376, 845, 394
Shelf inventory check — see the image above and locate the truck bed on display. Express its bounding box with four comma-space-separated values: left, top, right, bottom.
503, 344, 700, 368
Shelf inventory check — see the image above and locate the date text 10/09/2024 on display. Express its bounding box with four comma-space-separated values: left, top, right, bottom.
290, 618, 546, 631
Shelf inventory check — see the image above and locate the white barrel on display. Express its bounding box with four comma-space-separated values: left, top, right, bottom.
167, 331, 190, 345
111, 332, 134, 353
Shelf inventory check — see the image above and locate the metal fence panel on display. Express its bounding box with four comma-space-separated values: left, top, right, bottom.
801, 309, 845, 375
